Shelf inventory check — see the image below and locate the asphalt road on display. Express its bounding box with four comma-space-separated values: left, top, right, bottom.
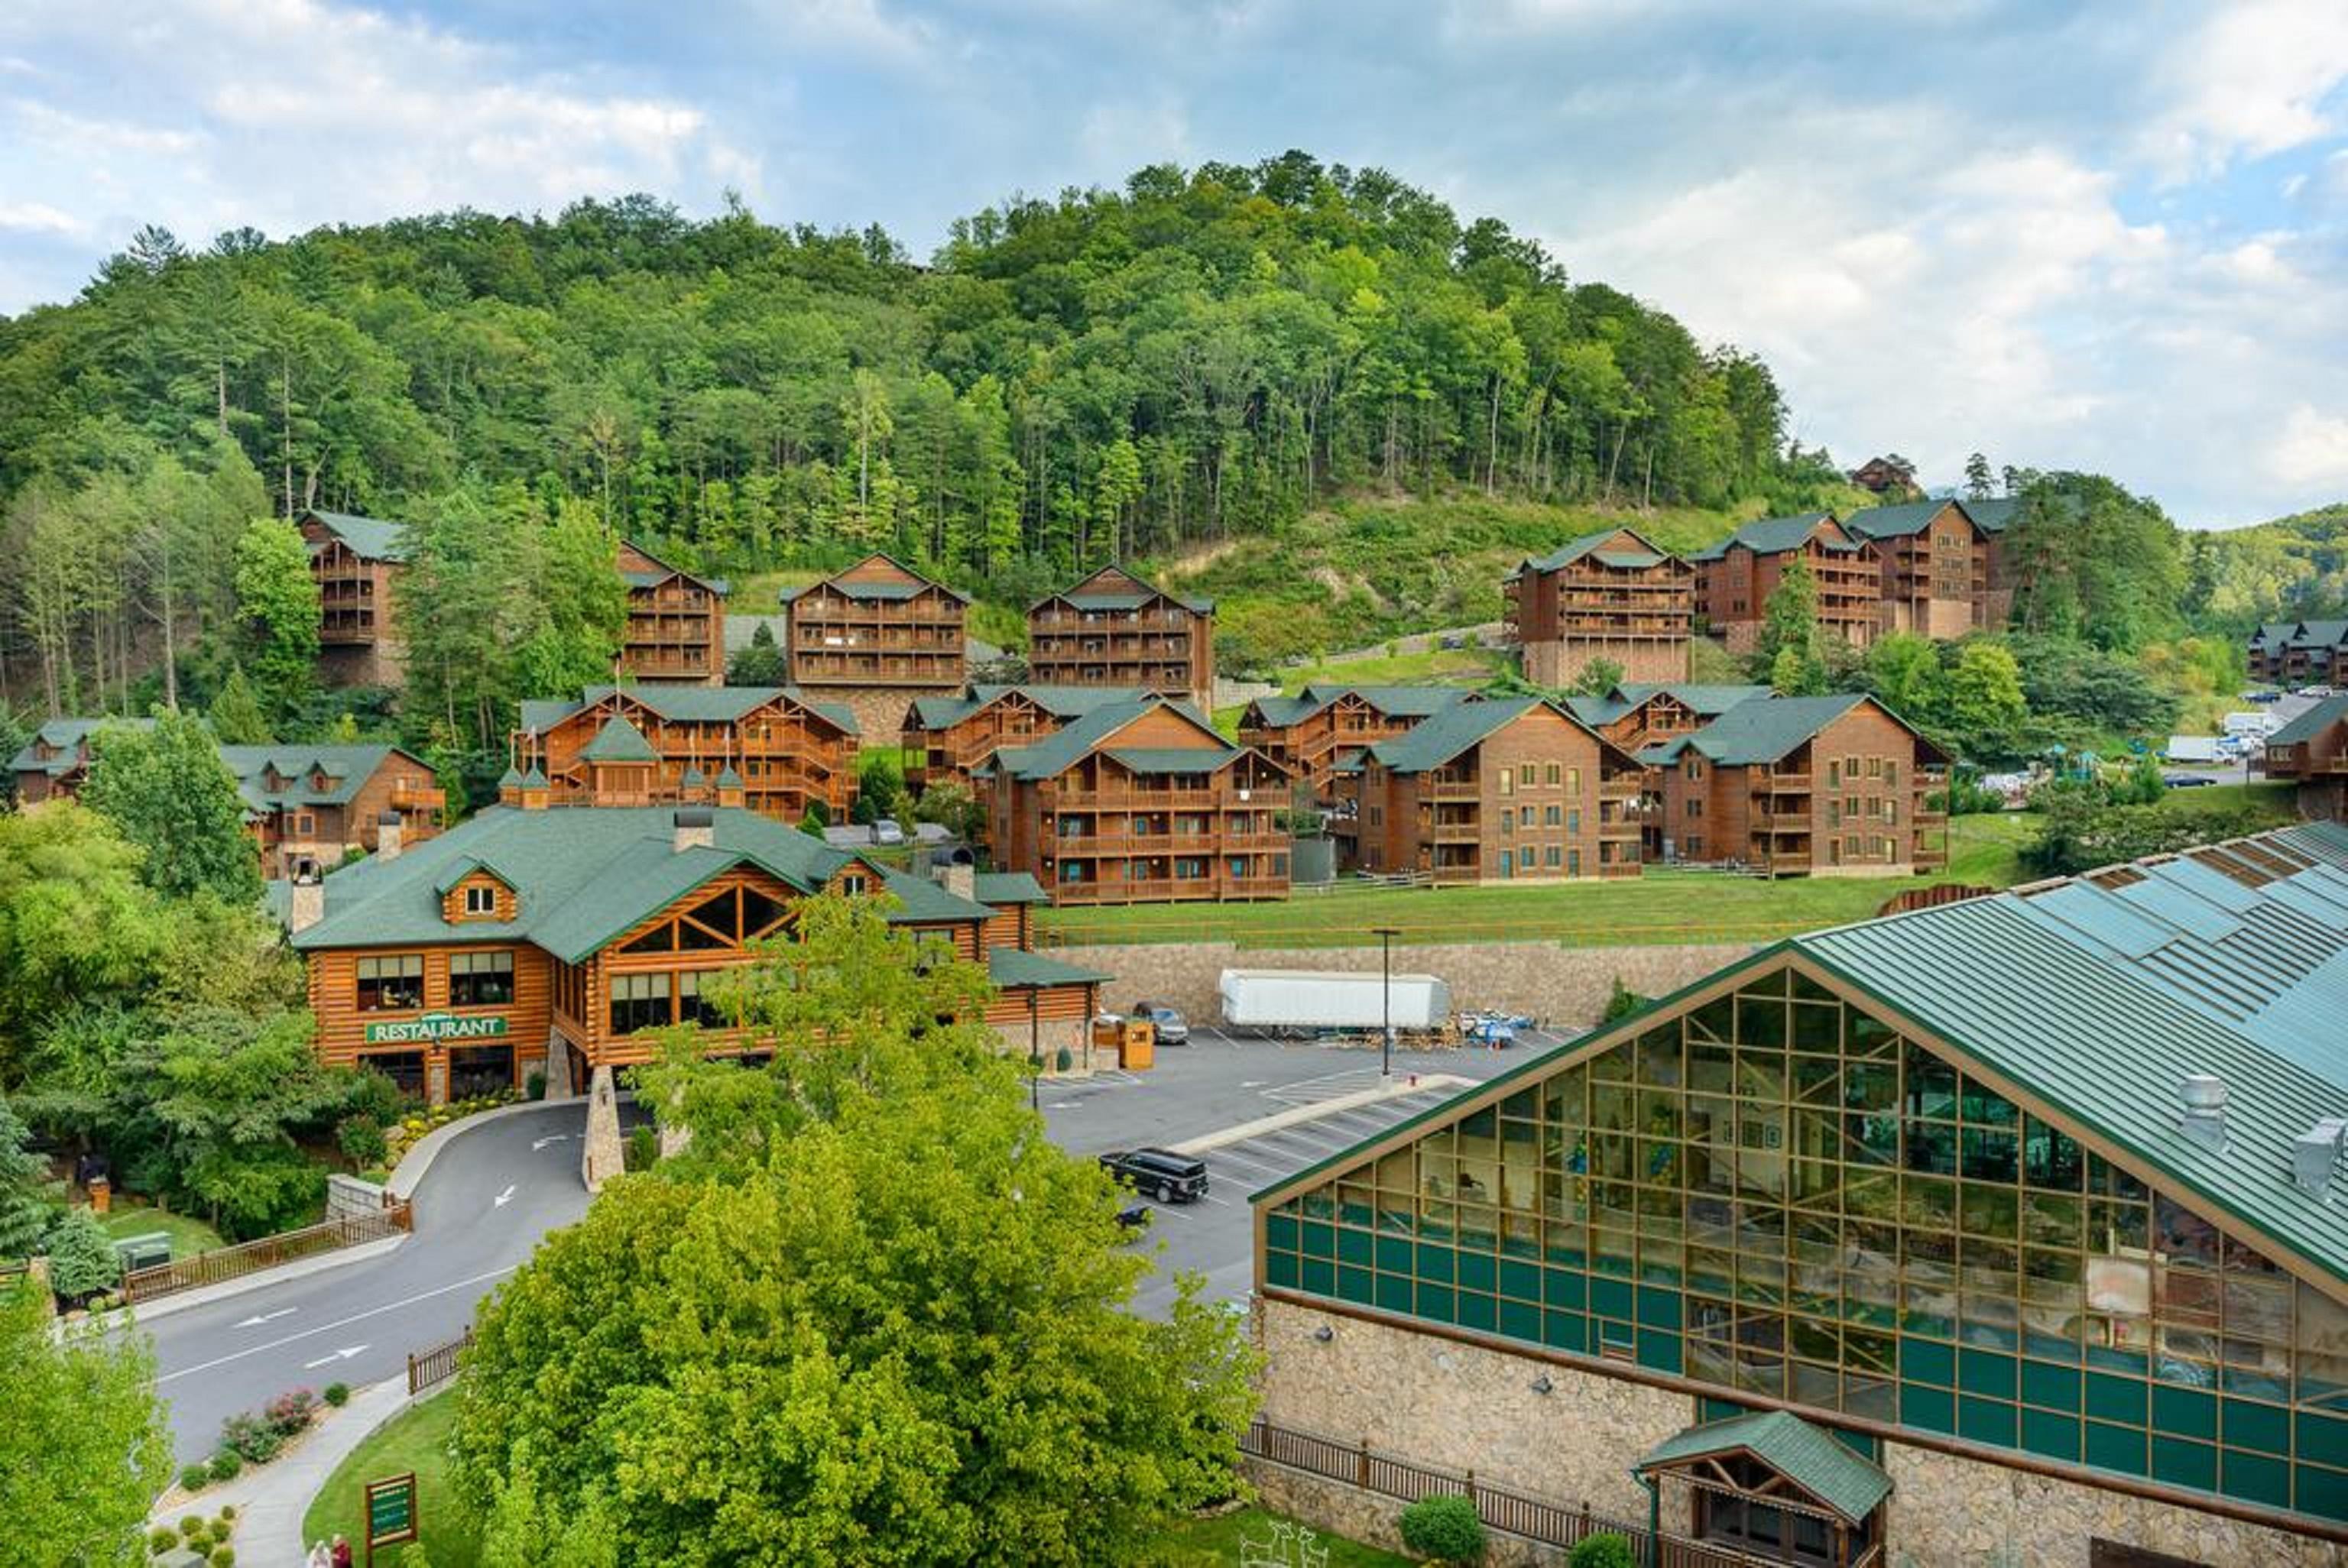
144, 1100, 639, 1467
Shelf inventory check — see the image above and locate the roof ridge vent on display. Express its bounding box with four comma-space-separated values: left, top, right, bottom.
2178, 1074, 2228, 1150
2294, 1117, 2347, 1198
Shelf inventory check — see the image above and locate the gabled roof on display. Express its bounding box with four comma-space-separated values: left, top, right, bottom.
1246, 683, 1475, 730
1688, 511, 1852, 562
303, 510, 413, 563
973, 871, 1050, 906
1104, 746, 1246, 775
988, 946, 1114, 989
1840, 499, 1977, 541
1509, 526, 1678, 578
2270, 693, 2348, 746
8, 716, 155, 776
219, 744, 425, 811
906, 684, 1150, 731
290, 805, 985, 960
2285, 620, 2348, 650
1366, 696, 1621, 774
990, 697, 1230, 782
1958, 496, 2023, 533
1612, 682, 1774, 718
779, 552, 971, 606
1638, 1412, 1891, 1524
579, 715, 659, 764
1645, 693, 1928, 767
618, 539, 728, 596
1033, 564, 1212, 614
2250, 620, 2299, 648
520, 685, 858, 738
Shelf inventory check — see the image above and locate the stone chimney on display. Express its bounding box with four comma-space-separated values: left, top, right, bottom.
673, 805, 715, 854
376, 809, 404, 861
932, 861, 976, 903
290, 874, 326, 933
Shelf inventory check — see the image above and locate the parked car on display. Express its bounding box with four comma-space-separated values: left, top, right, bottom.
2301, 685, 2335, 698
2162, 773, 2218, 789
1129, 1000, 1189, 1045
1099, 1148, 1210, 1203
870, 818, 906, 845
2245, 689, 2282, 704
1115, 1200, 1152, 1230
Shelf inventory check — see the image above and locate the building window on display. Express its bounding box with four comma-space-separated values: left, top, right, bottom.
1568, 767, 1581, 793
1827, 760, 1840, 787
1568, 808, 1581, 834
610, 973, 670, 1035
1545, 805, 1562, 825
1500, 813, 1513, 836
355, 954, 425, 1012
1545, 844, 1562, 867
1520, 763, 1536, 786
1498, 771, 1514, 796
1521, 805, 1535, 826
841, 871, 869, 896
1545, 763, 1562, 786
679, 969, 727, 1029
449, 949, 514, 1007
463, 883, 498, 918
1367, 806, 1383, 827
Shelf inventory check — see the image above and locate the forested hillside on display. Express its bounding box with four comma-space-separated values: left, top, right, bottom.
0, 151, 1849, 728
2187, 501, 2348, 630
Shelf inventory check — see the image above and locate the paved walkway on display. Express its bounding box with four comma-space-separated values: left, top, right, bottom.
157, 1376, 415, 1563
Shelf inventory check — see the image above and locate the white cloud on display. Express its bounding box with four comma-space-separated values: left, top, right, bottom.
2269, 406, 2348, 489
2144, 0, 2348, 176
0, 200, 86, 236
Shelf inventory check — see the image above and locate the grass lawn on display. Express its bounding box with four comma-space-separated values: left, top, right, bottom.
1041, 814, 2038, 950
102, 1203, 224, 1259
303, 1391, 479, 1568
727, 567, 822, 607
1272, 645, 1509, 693
1143, 1506, 1412, 1567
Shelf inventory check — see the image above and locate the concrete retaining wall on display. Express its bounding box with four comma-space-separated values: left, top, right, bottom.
1056, 941, 1753, 1029
324, 1173, 387, 1220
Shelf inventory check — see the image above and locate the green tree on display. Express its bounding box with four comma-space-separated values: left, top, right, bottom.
148, 1009, 345, 1237
0, 1097, 60, 1259
232, 516, 320, 720
728, 620, 787, 685
1963, 452, 1993, 501
1863, 633, 1944, 725
42, 1205, 122, 1301
1758, 559, 1825, 695
1944, 639, 2028, 753
82, 712, 264, 905
206, 663, 273, 744
0, 805, 170, 1082
0, 1280, 170, 1567
1568, 657, 1624, 697
453, 899, 1257, 1565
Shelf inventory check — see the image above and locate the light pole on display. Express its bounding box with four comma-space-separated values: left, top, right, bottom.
1029, 987, 1042, 1113
1372, 925, 1401, 1080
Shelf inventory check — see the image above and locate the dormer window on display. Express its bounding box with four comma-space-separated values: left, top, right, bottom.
842, 871, 870, 896
465, 884, 498, 918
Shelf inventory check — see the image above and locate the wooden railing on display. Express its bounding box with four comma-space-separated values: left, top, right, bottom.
1241, 1417, 1760, 1568
122, 1200, 413, 1305
407, 1327, 472, 1395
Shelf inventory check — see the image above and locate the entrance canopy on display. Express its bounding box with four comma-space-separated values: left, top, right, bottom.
1639, 1411, 1890, 1526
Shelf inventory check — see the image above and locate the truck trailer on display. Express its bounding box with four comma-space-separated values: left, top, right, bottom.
1218, 967, 1452, 1032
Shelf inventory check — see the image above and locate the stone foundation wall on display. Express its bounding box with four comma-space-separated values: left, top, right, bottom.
1247, 1463, 1575, 1567
1055, 941, 1752, 1029
987, 1014, 1092, 1071
793, 684, 961, 747
1523, 638, 1688, 688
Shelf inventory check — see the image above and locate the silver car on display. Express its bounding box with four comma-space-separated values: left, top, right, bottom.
1130, 1001, 1189, 1045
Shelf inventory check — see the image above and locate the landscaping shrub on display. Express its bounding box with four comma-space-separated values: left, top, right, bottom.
1569, 1532, 1636, 1568
178, 1464, 209, 1493
210, 1546, 235, 1567
217, 1506, 235, 1522
1399, 1493, 1484, 1563
43, 1206, 123, 1302
324, 1382, 350, 1407
264, 1387, 318, 1436
525, 1069, 546, 1101
151, 1526, 180, 1555
206, 1450, 242, 1483
178, 1516, 206, 1540
624, 1125, 660, 1172
218, 1409, 281, 1464
180, 1524, 212, 1554
336, 1114, 389, 1166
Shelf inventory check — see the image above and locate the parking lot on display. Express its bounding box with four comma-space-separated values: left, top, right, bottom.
1039, 1025, 1575, 1316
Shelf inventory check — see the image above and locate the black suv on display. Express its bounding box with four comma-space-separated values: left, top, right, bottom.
1100, 1148, 1210, 1203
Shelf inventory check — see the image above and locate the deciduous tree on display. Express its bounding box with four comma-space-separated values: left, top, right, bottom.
81, 711, 263, 905
0, 1281, 170, 1568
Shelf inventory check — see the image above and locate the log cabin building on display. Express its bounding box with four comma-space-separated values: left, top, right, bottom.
1562, 683, 1773, 759
780, 552, 970, 737
1691, 513, 1883, 654
515, 685, 858, 825
1641, 693, 1947, 876
10, 719, 441, 879
1237, 684, 1476, 797
1962, 496, 2023, 627
1251, 822, 2348, 1565
300, 510, 410, 687
1504, 528, 1695, 688
2249, 622, 2348, 689
1839, 501, 1992, 640
981, 695, 1290, 905
1026, 565, 1216, 710
284, 795, 1107, 1103
2263, 694, 2348, 822
618, 541, 729, 685
902, 684, 1150, 798
1330, 697, 1645, 886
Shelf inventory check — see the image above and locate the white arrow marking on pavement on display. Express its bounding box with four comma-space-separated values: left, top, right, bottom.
1240, 1080, 1266, 1088
234, 1307, 297, 1328
160, 1266, 518, 1385
530, 1133, 572, 1150
492, 1184, 517, 1207
302, 1345, 368, 1369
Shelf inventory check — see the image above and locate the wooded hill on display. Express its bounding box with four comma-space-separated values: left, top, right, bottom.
0, 151, 1857, 716
2189, 502, 2348, 630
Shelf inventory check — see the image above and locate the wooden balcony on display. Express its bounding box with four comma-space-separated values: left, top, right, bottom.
1753, 773, 1812, 793
389, 784, 445, 812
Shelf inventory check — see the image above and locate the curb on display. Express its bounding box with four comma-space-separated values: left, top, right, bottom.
388, 1097, 572, 1200
1169, 1074, 1474, 1155
153, 1375, 422, 1563
123, 1235, 410, 1327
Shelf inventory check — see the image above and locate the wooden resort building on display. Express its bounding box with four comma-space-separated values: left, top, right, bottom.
1237, 684, 1477, 797
1691, 513, 1883, 653
300, 510, 410, 687
2249, 621, 2348, 689
1503, 527, 1695, 688
2262, 694, 2348, 821
1641, 693, 1947, 876
1563, 683, 1772, 759
981, 695, 1290, 906
902, 684, 1150, 798
1026, 565, 1216, 711
515, 685, 858, 825
1329, 697, 1644, 886
284, 798, 1107, 1104
1250, 823, 2348, 1565
618, 541, 728, 685
1839, 501, 1992, 640
780, 552, 970, 736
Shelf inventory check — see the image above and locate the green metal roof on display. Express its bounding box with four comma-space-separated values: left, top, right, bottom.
2270, 693, 2348, 746
578, 715, 660, 763
1563, 695, 1628, 727
1593, 549, 1664, 569
973, 871, 1049, 905
779, 554, 970, 606
1104, 746, 1244, 775
521, 685, 858, 738
1033, 565, 1212, 615
2283, 620, 2348, 650
304, 510, 413, 562
988, 947, 1114, 988
1960, 497, 2023, 534
1840, 500, 1974, 540
990, 697, 1229, 781
1694, 511, 1847, 561
1638, 1411, 1891, 1523
8, 716, 154, 776
1247, 684, 1473, 731
1366, 696, 1537, 772
1612, 682, 1774, 717
620, 539, 728, 596
1510, 526, 1679, 578
907, 684, 1151, 731
219, 744, 426, 810
1645, 692, 1874, 766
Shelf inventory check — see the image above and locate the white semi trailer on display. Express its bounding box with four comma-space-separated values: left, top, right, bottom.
1218, 967, 1452, 1032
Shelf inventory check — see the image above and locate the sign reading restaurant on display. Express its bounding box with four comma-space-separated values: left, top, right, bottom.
363, 1012, 511, 1045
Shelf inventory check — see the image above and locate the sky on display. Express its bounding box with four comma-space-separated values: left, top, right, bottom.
1, 1, 2343, 528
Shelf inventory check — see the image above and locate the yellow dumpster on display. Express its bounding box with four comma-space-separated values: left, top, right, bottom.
1120, 1019, 1156, 1071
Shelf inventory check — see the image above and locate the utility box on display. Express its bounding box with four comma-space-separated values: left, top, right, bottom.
112, 1232, 172, 1272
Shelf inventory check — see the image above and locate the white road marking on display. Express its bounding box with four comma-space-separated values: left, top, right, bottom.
530, 1133, 573, 1151
492, 1184, 517, 1207
1202, 1146, 1292, 1178
302, 1344, 368, 1369
1047, 1100, 1083, 1110
157, 1266, 519, 1384
233, 1308, 297, 1329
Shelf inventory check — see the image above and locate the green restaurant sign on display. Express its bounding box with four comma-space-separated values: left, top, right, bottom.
363, 1012, 510, 1046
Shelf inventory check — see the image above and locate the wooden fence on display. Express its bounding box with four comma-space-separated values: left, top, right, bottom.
121, 1200, 413, 1305
407, 1327, 472, 1395
1240, 1417, 1761, 1568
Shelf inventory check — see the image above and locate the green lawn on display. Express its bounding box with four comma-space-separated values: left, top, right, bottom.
1270, 645, 1509, 693
102, 1203, 225, 1259
304, 1395, 1400, 1568
1040, 815, 2037, 950
303, 1391, 478, 1568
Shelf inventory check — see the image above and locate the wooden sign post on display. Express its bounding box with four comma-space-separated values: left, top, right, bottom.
363, 1471, 419, 1566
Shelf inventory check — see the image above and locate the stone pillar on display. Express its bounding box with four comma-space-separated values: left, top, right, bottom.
425, 1053, 449, 1106
580, 1066, 623, 1193
544, 1031, 573, 1099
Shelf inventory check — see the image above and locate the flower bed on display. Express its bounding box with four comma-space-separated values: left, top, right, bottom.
381, 1091, 519, 1168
